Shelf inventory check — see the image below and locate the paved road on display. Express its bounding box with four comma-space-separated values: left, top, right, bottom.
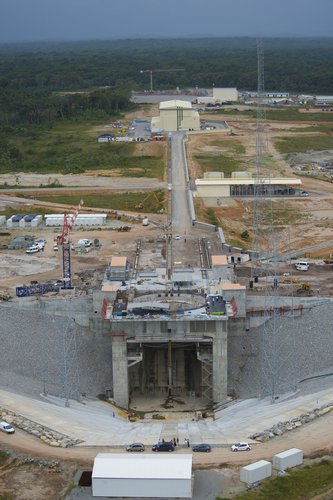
170, 133, 192, 235
277, 240, 333, 260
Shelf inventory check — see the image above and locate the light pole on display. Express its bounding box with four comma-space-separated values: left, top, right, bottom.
140, 70, 153, 93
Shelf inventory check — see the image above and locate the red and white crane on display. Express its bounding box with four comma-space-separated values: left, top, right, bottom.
57, 200, 84, 289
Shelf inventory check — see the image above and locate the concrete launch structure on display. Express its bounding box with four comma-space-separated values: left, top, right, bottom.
99, 247, 246, 409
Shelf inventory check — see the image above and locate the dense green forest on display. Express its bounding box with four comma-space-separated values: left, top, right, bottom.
0, 37, 332, 93
0, 37, 332, 174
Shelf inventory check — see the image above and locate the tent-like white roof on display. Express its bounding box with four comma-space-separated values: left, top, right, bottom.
159, 100, 192, 110
92, 453, 192, 480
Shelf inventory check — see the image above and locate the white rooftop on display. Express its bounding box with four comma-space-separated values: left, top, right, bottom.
160, 99, 192, 110
196, 178, 302, 186
93, 453, 192, 480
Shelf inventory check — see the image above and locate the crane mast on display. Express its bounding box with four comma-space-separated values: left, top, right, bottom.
58, 200, 84, 289
140, 68, 184, 92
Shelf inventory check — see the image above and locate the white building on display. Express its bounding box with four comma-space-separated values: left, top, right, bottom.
151, 100, 200, 132
195, 174, 302, 198
92, 453, 193, 498
213, 87, 238, 102
44, 214, 107, 227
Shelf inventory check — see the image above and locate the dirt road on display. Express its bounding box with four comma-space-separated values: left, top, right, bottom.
1, 408, 332, 469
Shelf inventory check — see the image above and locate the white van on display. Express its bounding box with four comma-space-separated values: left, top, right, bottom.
77, 239, 92, 247
295, 261, 309, 271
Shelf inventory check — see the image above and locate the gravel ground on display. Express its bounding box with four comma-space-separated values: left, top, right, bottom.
228, 302, 333, 399
0, 303, 113, 400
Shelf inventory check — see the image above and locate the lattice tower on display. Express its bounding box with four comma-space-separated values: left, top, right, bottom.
252, 40, 297, 401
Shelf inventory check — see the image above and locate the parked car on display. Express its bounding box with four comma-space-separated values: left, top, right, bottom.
192, 443, 211, 452
174, 235, 181, 240
126, 443, 145, 452
34, 239, 46, 249
77, 239, 92, 248
152, 441, 174, 452
53, 244, 59, 251
231, 442, 251, 452
0, 421, 15, 434
26, 245, 40, 254
300, 191, 309, 197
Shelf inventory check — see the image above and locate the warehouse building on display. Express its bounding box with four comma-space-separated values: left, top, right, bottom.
45, 213, 107, 226
195, 172, 302, 198
92, 454, 193, 498
213, 87, 239, 102
151, 100, 200, 132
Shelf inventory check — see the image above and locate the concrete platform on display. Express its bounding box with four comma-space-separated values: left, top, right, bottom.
0, 387, 332, 447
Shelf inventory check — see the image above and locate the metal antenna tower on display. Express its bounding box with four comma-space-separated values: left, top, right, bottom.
252, 39, 271, 276
252, 40, 297, 401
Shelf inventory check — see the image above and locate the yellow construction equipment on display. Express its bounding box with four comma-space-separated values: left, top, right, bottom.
282, 276, 300, 284
296, 282, 313, 295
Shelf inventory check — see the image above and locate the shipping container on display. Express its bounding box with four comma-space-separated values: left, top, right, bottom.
273, 448, 303, 471
240, 460, 272, 484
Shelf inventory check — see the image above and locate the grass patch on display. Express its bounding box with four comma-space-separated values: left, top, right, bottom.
0, 450, 8, 465
275, 135, 333, 154
0, 206, 56, 218
270, 207, 311, 225
289, 124, 333, 133
232, 459, 333, 499
227, 237, 247, 249
194, 153, 245, 176
1, 120, 165, 179
26, 190, 165, 214
208, 140, 246, 154
205, 208, 219, 226
212, 108, 333, 122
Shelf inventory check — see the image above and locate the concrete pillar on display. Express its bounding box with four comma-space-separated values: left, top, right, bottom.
212, 322, 228, 403
111, 334, 129, 408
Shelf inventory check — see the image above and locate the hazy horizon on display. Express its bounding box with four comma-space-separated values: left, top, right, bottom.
1, 0, 333, 43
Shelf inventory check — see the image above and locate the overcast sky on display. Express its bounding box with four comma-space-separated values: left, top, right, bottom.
1, 0, 333, 43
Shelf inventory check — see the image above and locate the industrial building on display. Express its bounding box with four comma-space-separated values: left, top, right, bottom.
92, 454, 192, 498
315, 96, 333, 105
151, 100, 200, 132
195, 172, 302, 198
7, 214, 42, 228
45, 213, 107, 226
213, 87, 239, 102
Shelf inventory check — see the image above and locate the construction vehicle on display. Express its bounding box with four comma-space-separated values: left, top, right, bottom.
296, 282, 313, 296
282, 276, 300, 284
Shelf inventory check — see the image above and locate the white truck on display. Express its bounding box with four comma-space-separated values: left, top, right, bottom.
295, 261, 309, 271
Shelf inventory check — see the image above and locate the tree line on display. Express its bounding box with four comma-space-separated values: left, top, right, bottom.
0, 37, 332, 94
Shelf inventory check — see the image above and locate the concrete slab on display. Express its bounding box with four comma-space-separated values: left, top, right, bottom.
0, 387, 331, 447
